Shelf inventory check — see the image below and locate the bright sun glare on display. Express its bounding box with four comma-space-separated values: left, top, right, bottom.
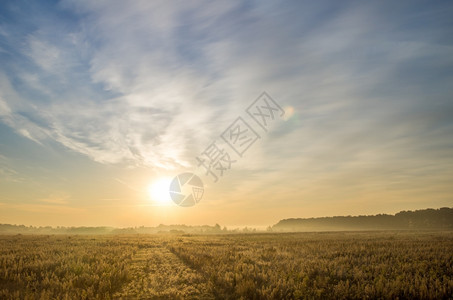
148, 177, 173, 205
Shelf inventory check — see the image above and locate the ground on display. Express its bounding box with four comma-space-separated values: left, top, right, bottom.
0, 231, 452, 299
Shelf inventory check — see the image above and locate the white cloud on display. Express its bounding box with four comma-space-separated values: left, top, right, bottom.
26, 36, 61, 72
0, 0, 452, 190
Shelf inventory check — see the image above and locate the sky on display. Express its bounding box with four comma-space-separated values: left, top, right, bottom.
0, 0, 452, 227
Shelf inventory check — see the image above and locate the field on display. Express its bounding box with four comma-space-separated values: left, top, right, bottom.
0, 232, 452, 299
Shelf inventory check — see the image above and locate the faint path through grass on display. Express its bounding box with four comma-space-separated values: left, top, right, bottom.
114, 243, 214, 299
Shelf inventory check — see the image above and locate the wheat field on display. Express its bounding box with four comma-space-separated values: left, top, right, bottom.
1, 232, 452, 299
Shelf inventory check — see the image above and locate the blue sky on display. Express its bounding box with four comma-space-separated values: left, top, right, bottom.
0, 0, 452, 226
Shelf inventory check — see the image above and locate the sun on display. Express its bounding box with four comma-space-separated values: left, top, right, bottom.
148, 177, 173, 205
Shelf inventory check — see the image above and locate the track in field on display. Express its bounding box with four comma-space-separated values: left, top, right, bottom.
115, 245, 214, 299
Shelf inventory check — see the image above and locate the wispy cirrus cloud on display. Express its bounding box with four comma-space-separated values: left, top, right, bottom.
1, 1, 245, 169
0, 0, 452, 219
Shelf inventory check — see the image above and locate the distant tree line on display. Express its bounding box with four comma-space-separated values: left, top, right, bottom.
0, 223, 225, 235
2, 207, 452, 234
273, 207, 453, 231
